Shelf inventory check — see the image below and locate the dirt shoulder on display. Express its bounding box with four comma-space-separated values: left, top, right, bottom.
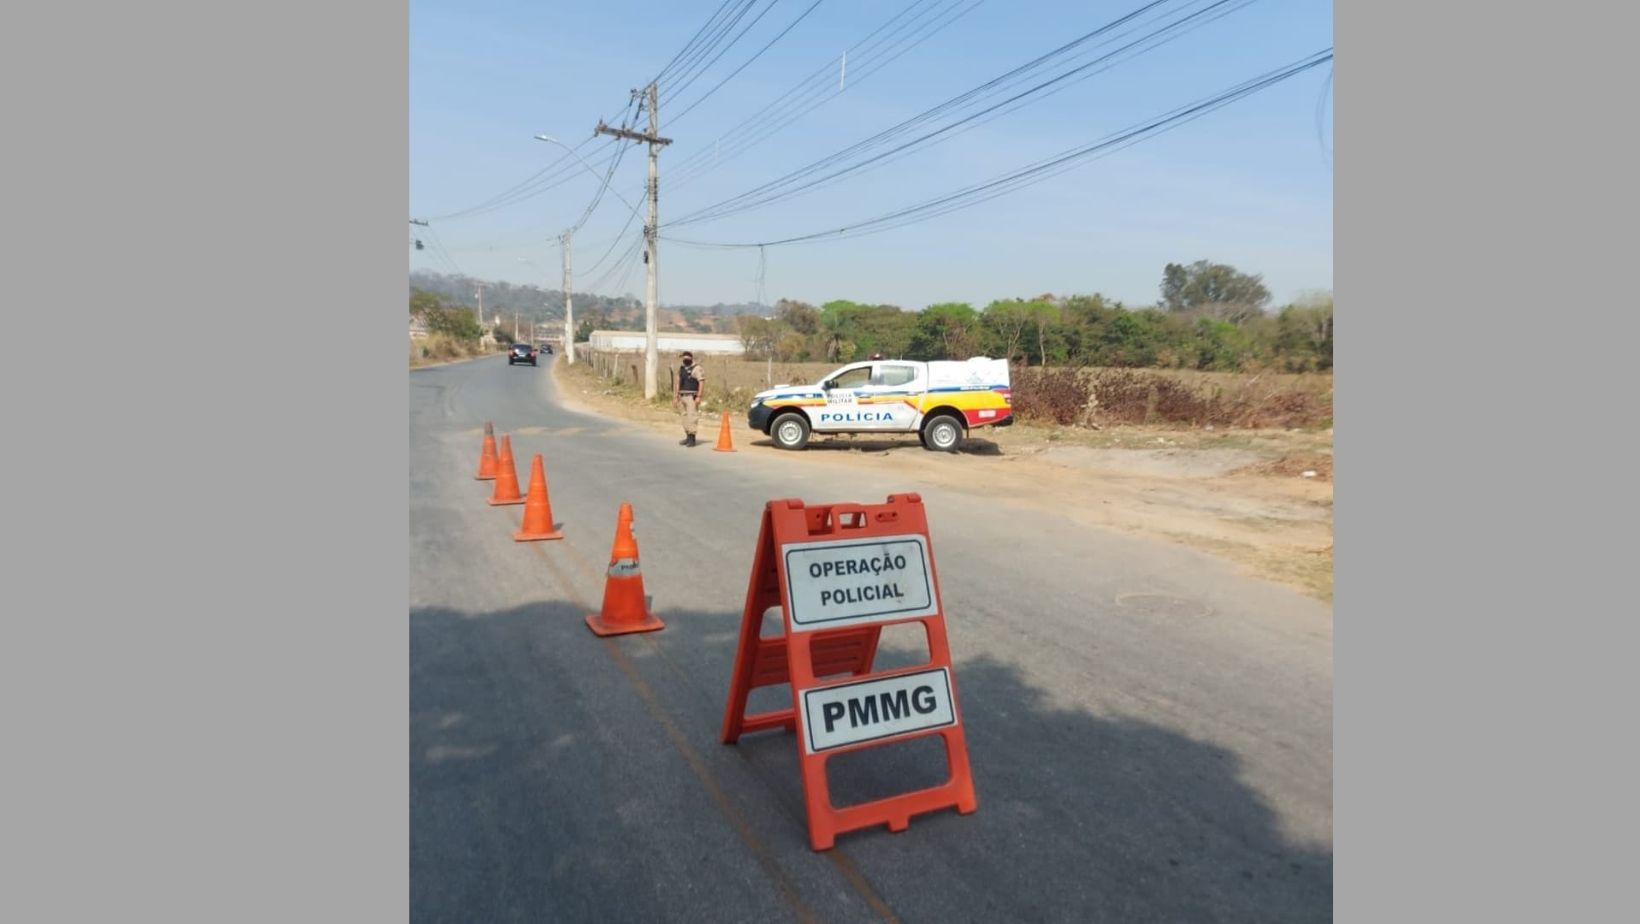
553, 358, 1334, 603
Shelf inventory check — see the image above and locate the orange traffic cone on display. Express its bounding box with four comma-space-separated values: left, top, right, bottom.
513, 454, 564, 541
475, 421, 498, 480
585, 503, 664, 636
487, 434, 526, 506
712, 410, 736, 452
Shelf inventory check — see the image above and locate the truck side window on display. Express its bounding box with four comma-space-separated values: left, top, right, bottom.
878, 365, 917, 387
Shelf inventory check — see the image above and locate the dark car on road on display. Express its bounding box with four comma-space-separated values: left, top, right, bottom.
507, 343, 538, 366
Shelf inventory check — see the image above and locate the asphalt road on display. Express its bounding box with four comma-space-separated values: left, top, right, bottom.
410, 355, 1333, 923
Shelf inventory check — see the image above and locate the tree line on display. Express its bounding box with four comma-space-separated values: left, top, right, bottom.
736, 261, 1332, 374
409, 270, 766, 336
410, 270, 643, 327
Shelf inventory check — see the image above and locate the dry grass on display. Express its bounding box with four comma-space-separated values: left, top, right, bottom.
1082, 367, 1333, 429
580, 352, 1331, 416
571, 353, 1334, 438
578, 350, 836, 415
410, 335, 495, 368
579, 351, 1333, 429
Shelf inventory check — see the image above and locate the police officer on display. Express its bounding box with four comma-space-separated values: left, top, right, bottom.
673, 351, 706, 446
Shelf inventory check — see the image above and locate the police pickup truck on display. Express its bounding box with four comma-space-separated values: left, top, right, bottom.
747, 357, 1012, 451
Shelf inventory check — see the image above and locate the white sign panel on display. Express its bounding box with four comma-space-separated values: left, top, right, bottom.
801, 668, 956, 754
781, 535, 938, 632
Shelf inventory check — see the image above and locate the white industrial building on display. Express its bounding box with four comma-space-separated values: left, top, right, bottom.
586, 330, 745, 355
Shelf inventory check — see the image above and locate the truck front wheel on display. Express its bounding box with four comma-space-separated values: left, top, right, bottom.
771, 413, 811, 450
922, 414, 964, 452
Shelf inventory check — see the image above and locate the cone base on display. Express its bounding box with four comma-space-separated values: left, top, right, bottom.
584, 612, 665, 636
713, 444, 735, 452
514, 529, 564, 541
487, 496, 527, 506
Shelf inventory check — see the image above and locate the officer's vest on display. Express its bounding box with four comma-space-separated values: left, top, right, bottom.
678, 365, 699, 393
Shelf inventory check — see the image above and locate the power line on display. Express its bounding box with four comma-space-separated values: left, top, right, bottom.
581, 195, 648, 277
682, 0, 1263, 219
696, 49, 1334, 246
667, 0, 980, 193
652, 0, 748, 86
666, 0, 982, 192
585, 233, 647, 295
660, 0, 765, 100
670, 0, 945, 163
612, 241, 647, 297
444, 134, 631, 222
412, 1, 953, 237
674, 0, 1167, 203
417, 96, 640, 223
413, 137, 636, 281
563, 139, 635, 237
670, 0, 1247, 228
665, 0, 782, 104
597, 238, 645, 293
416, 224, 464, 276
422, 136, 603, 221
662, 48, 1333, 249
440, 91, 645, 224
669, 0, 829, 125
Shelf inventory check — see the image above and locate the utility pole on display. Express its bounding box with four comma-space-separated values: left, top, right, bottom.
596, 83, 671, 399
475, 282, 485, 329
561, 231, 575, 364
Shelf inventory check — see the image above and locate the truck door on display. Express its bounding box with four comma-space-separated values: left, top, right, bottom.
857, 362, 924, 431
815, 363, 873, 432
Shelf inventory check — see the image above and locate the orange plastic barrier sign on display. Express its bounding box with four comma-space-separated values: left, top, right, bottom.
720, 493, 977, 850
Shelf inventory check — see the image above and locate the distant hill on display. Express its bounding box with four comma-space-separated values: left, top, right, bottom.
409, 270, 769, 334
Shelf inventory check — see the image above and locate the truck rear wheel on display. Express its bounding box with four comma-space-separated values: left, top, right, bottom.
771, 413, 811, 450
922, 414, 963, 452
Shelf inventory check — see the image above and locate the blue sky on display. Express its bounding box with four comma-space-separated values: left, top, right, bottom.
410, 0, 1332, 310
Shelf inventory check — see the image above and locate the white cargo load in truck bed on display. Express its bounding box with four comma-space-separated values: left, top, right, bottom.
925, 357, 1010, 391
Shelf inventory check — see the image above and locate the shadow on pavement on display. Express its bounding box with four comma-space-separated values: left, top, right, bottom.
412, 601, 1331, 923
746, 436, 1005, 457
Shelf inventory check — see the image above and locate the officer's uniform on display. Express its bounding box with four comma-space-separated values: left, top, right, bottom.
677, 360, 704, 444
